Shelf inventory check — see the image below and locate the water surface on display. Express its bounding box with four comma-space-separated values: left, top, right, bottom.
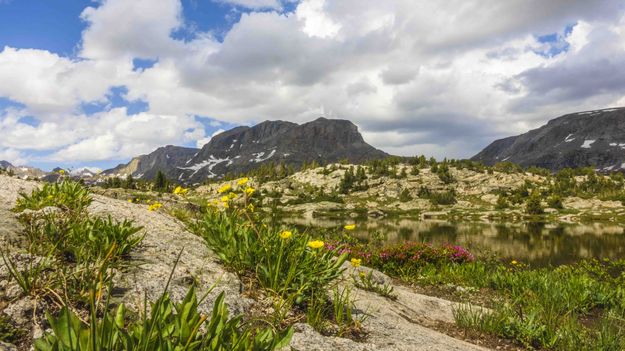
280, 216, 625, 267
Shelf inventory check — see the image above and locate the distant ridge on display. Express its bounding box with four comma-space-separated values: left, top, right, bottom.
472, 107, 625, 171
102, 117, 388, 184
0, 160, 46, 179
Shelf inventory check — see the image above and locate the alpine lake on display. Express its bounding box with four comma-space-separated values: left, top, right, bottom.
278, 214, 625, 267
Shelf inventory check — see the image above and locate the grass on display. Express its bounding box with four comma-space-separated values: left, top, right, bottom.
317, 228, 625, 350
352, 270, 397, 300
402, 258, 625, 350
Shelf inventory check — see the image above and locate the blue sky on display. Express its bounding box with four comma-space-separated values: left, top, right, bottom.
0, 0, 251, 170
0, 0, 623, 171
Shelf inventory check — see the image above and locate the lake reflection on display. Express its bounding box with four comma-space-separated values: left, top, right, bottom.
280, 216, 625, 267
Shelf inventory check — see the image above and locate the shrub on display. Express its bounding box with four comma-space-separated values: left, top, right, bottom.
332, 241, 475, 278
436, 164, 455, 184
430, 191, 457, 205
495, 195, 509, 209
547, 195, 563, 209
525, 193, 544, 215
493, 161, 522, 174
399, 188, 412, 202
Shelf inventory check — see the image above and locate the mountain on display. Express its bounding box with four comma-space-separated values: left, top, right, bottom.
472, 107, 625, 171
0, 160, 46, 179
102, 117, 388, 184
102, 145, 199, 181
0, 160, 12, 169
70, 167, 102, 178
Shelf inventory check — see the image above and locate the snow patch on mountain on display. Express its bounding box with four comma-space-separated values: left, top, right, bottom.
178, 156, 231, 178
581, 140, 596, 149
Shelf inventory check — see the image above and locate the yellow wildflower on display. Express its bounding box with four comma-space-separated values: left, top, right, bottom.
511, 260, 518, 265
47, 195, 54, 200
218, 184, 232, 193
127, 199, 133, 203
307, 240, 324, 249
237, 177, 249, 186
350, 258, 362, 267
344, 224, 356, 230
222, 201, 229, 209
245, 187, 255, 196
173, 186, 188, 195
247, 204, 255, 212
220, 195, 230, 202
279, 231, 292, 239
58, 169, 65, 175
148, 202, 162, 211
228, 192, 237, 199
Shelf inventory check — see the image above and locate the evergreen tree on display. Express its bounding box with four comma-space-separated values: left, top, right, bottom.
338, 167, 355, 194
125, 174, 135, 189
410, 165, 420, 176
399, 167, 408, 179
154, 170, 168, 192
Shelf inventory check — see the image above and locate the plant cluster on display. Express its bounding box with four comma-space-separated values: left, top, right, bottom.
35, 268, 292, 351
190, 181, 365, 336
337, 166, 368, 194
6, 181, 144, 306
14, 181, 92, 213
326, 241, 474, 278
417, 186, 457, 205
434, 162, 455, 184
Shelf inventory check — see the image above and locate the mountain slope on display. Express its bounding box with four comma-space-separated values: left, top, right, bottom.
102, 145, 199, 180
472, 107, 625, 171
0, 160, 46, 179
103, 117, 388, 184
0, 160, 12, 169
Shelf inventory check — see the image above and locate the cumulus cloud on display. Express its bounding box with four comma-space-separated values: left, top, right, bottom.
1, 0, 625, 166
215, 0, 284, 10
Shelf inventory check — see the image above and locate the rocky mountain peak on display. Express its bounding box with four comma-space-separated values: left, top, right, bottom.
472, 107, 625, 171
102, 117, 387, 184
0, 160, 12, 169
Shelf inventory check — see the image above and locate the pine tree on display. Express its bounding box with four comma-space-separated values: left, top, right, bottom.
154, 171, 168, 192
125, 174, 135, 189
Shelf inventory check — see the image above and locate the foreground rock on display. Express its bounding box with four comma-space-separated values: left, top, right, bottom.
0, 175, 490, 350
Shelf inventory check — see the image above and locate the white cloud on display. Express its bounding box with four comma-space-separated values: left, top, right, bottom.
0, 148, 27, 166
1, 0, 625, 166
196, 128, 225, 148
216, 0, 283, 10
80, 0, 185, 60
296, 0, 341, 38
0, 47, 129, 115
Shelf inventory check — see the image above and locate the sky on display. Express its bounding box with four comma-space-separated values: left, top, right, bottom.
1, 0, 625, 171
